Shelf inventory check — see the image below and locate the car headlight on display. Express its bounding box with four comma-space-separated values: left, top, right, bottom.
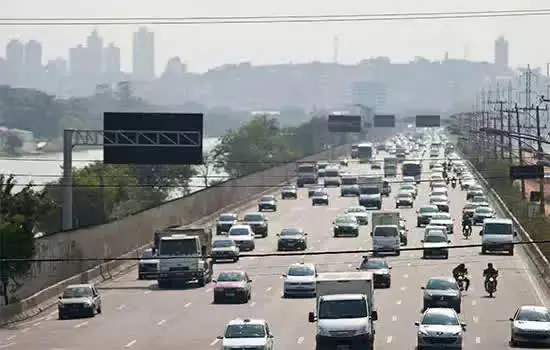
424, 294, 432, 299
84, 301, 93, 307
356, 325, 369, 335
334, 225, 339, 229
418, 328, 429, 336
317, 327, 331, 336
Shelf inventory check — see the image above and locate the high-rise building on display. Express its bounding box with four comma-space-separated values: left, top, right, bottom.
6, 39, 24, 86
104, 43, 121, 79
86, 30, 104, 78
494, 36, 509, 72
132, 27, 155, 80
69, 44, 88, 78
24, 40, 43, 87
351, 81, 387, 112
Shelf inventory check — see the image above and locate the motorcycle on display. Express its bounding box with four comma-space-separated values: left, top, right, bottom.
462, 224, 472, 238
456, 274, 466, 291
451, 180, 457, 189
485, 277, 497, 297
446, 177, 450, 185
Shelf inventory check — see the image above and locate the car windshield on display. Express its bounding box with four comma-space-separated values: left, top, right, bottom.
213, 240, 234, 248
360, 260, 388, 269
484, 223, 513, 235
336, 217, 355, 224
342, 178, 357, 185
476, 207, 492, 214
360, 186, 379, 194
419, 207, 437, 213
217, 272, 245, 282
280, 228, 301, 236
347, 207, 364, 213
260, 196, 274, 201
516, 309, 550, 322
244, 214, 263, 222
229, 228, 250, 236
224, 324, 266, 338
426, 279, 458, 290
432, 214, 450, 220
374, 227, 397, 237
313, 191, 326, 196
398, 193, 411, 198
422, 313, 459, 325
464, 204, 476, 210
318, 299, 368, 319
283, 186, 295, 191
401, 185, 414, 190
425, 235, 447, 243
63, 286, 92, 298
219, 215, 236, 221
288, 265, 314, 276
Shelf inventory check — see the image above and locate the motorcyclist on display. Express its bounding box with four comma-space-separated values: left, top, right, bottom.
462, 213, 472, 233
452, 263, 470, 291
483, 263, 499, 290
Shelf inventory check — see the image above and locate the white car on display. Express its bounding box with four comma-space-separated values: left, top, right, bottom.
282, 262, 317, 297
430, 188, 448, 198
227, 225, 256, 251
424, 225, 448, 238
395, 192, 414, 208
510, 305, 550, 346
217, 318, 275, 349
403, 176, 416, 184
429, 213, 454, 234
345, 206, 369, 225
416, 308, 465, 349
399, 184, 417, 198
422, 231, 451, 259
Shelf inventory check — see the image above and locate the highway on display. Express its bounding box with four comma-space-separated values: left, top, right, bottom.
0, 149, 548, 349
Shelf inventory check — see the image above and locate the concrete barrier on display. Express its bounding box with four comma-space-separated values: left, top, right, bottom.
0, 145, 348, 324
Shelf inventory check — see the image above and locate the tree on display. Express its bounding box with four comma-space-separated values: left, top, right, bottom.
0, 175, 53, 304
197, 151, 214, 188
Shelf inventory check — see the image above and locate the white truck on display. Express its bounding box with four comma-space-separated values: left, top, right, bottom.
358, 176, 383, 209
156, 225, 214, 288
308, 272, 377, 350
371, 211, 401, 256
383, 157, 398, 178
296, 162, 318, 187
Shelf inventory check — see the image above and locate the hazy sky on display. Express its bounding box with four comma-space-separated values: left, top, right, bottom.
1, 0, 549, 73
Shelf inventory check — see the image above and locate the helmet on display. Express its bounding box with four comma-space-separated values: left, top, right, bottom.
488, 263, 493, 269
458, 263, 465, 269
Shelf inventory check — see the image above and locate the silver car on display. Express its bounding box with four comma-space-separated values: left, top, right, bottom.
345, 206, 369, 225
510, 305, 550, 346
422, 277, 462, 313
58, 284, 102, 319
415, 308, 465, 349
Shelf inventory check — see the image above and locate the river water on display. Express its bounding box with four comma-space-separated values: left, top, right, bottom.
0, 137, 223, 195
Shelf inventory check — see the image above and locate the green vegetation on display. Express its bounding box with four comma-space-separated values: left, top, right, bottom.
0, 175, 53, 304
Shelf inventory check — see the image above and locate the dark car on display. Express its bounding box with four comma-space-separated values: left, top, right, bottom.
216, 213, 238, 235
422, 277, 462, 313
242, 212, 269, 237
212, 271, 252, 304
258, 195, 277, 212
138, 248, 159, 280
312, 190, 329, 206
281, 185, 298, 199
58, 284, 102, 319
357, 258, 392, 288
333, 215, 359, 237
277, 228, 308, 251
466, 188, 484, 200
340, 176, 360, 197
416, 205, 440, 227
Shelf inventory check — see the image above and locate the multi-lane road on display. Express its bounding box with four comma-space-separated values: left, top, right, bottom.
0, 151, 548, 349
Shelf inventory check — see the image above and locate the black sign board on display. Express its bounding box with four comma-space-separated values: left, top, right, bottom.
416, 115, 441, 127
530, 191, 542, 202
509, 165, 544, 180
103, 112, 204, 165
328, 115, 362, 132
374, 114, 395, 127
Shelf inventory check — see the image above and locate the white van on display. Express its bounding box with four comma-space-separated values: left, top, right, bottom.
480, 218, 516, 255
372, 225, 400, 256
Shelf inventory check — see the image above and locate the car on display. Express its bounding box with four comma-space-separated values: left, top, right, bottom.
281, 185, 298, 199
399, 184, 418, 198
430, 198, 450, 213
422, 277, 462, 313
473, 206, 495, 225
460, 179, 476, 190
212, 271, 252, 303
217, 318, 275, 349
403, 176, 416, 184
277, 228, 308, 251
417, 205, 440, 227
307, 184, 324, 198
415, 308, 466, 349
424, 225, 448, 238
462, 203, 477, 218
312, 190, 329, 206
138, 248, 158, 280
318, 168, 326, 178
340, 176, 360, 196
212, 238, 240, 263
429, 212, 454, 234
358, 185, 382, 209
258, 195, 277, 211
466, 188, 484, 200
216, 213, 238, 235
345, 206, 369, 225
228, 225, 256, 251
470, 195, 488, 204
509, 305, 550, 347
242, 212, 269, 237
282, 262, 317, 297
430, 188, 448, 198
395, 191, 414, 208
333, 215, 360, 237
421, 231, 451, 259
58, 284, 102, 319
356, 258, 392, 288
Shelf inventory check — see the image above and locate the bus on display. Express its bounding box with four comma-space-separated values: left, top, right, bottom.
357, 143, 374, 163
402, 161, 422, 184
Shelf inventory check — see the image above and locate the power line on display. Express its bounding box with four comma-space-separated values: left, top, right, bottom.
1, 9, 550, 26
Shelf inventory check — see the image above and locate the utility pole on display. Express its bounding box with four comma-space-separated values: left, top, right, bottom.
508, 80, 514, 162
488, 99, 506, 159
535, 105, 545, 213
515, 104, 526, 199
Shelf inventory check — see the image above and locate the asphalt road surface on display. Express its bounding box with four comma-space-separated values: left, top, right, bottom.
0, 151, 548, 350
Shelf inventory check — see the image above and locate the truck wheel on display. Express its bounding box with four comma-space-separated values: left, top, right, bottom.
509, 249, 514, 256
198, 277, 206, 287
158, 280, 169, 289
395, 250, 401, 256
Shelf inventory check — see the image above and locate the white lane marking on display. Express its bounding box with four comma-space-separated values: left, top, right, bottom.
0, 343, 15, 348
526, 268, 547, 306
157, 319, 166, 326
250, 301, 256, 307
20, 328, 29, 333
116, 304, 126, 311
407, 263, 411, 267
210, 339, 220, 346
124, 340, 137, 348
475, 337, 481, 344
400, 286, 407, 291
403, 274, 409, 278
265, 287, 272, 292
32, 322, 41, 327
297, 336, 304, 344
184, 302, 192, 308
396, 300, 402, 305
74, 321, 88, 328
386, 336, 393, 343
5, 336, 15, 341
236, 265, 242, 269
347, 264, 352, 268
471, 300, 477, 306
392, 315, 398, 322
144, 290, 151, 295
259, 248, 265, 252
249, 257, 256, 260
206, 288, 212, 293
47, 310, 57, 317
473, 316, 479, 323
